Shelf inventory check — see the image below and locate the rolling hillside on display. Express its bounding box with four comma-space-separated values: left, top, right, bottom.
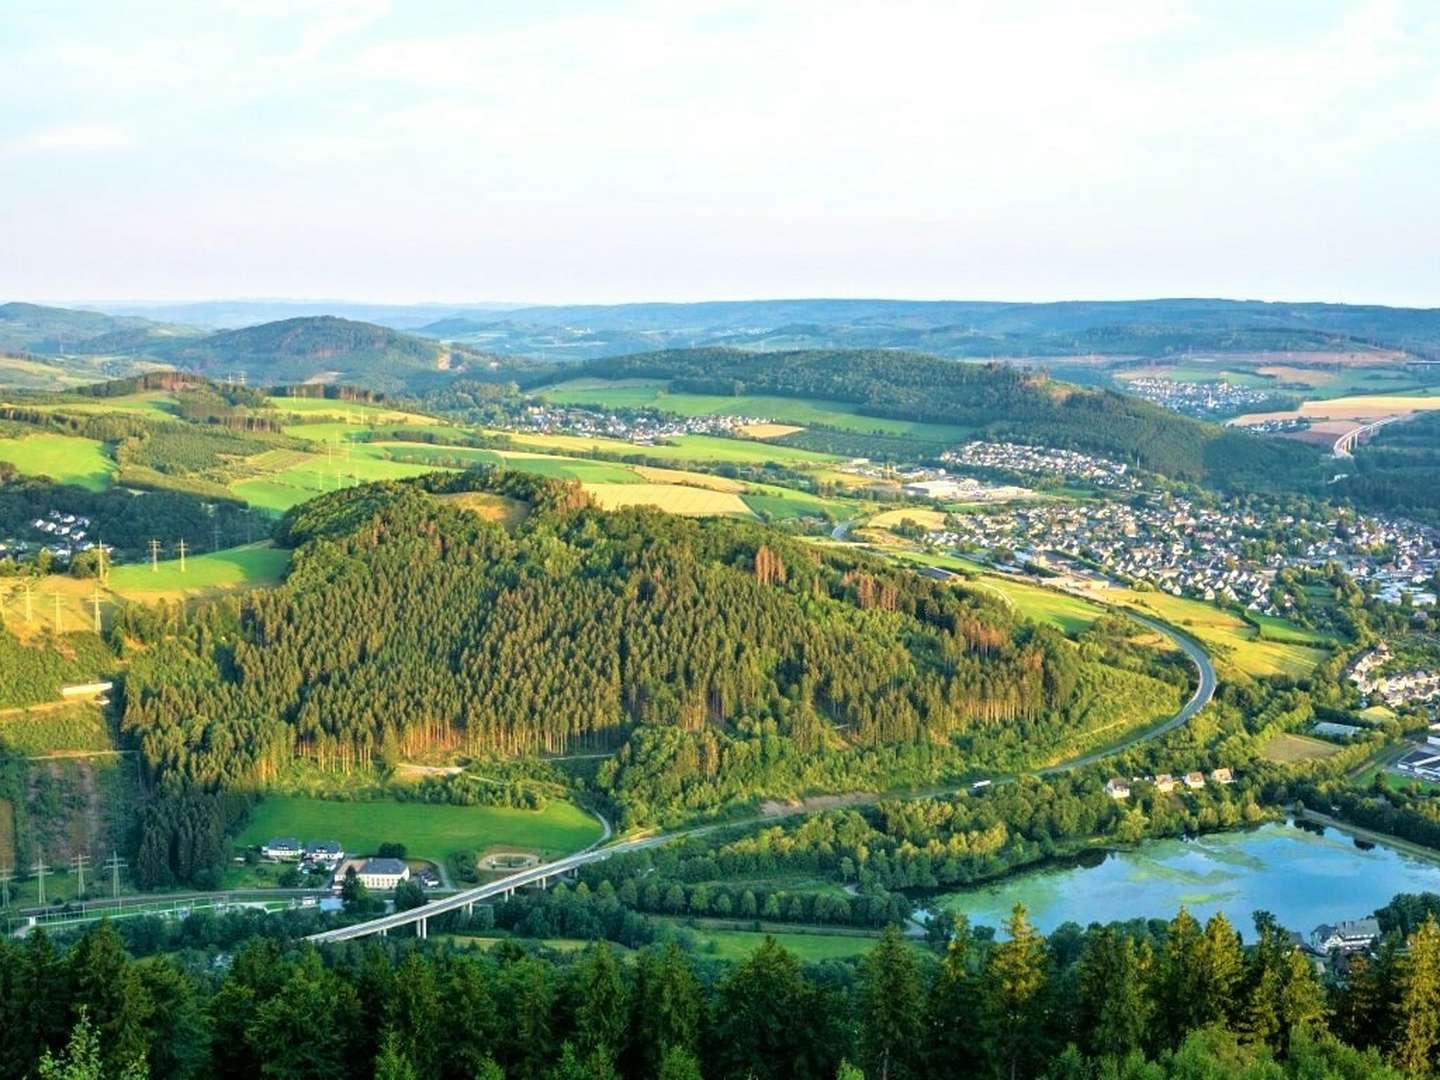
150, 315, 493, 392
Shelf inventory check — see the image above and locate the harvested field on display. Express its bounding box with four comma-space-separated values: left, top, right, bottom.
737, 422, 804, 439
584, 483, 754, 517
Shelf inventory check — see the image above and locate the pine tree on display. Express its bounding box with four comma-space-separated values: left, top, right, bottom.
981, 904, 1048, 1080
1077, 928, 1151, 1059
1393, 914, 1440, 1076
858, 925, 923, 1080
573, 942, 629, 1059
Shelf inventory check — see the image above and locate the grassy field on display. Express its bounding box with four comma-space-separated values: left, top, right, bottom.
264, 396, 443, 425
1105, 589, 1329, 678
1260, 732, 1344, 764
0, 433, 115, 490
501, 429, 841, 466
372, 442, 505, 467
1246, 612, 1334, 646
230, 451, 446, 512
234, 795, 603, 864
107, 542, 291, 601
438, 491, 531, 529
656, 920, 896, 962
585, 483, 755, 517
494, 453, 643, 483
895, 552, 1112, 635
867, 508, 951, 531
541, 380, 969, 442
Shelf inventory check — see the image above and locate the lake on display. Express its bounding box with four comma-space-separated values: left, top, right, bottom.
931, 820, 1440, 940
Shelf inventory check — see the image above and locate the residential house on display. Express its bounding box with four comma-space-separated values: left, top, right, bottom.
1183, 772, 1206, 790
1153, 774, 1178, 794
357, 858, 411, 890
1310, 918, 1381, 955
1105, 778, 1131, 799
1209, 768, 1235, 785
262, 837, 304, 861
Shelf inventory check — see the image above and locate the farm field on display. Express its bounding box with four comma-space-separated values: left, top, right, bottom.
867, 508, 951, 531
741, 485, 854, 521
653, 920, 897, 962
1107, 589, 1328, 678
24, 391, 181, 419
230, 450, 445, 511
501, 429, 841, 466
1260, 732, 1344, 764
0, 432, 115, 490
371, 441, 504, 467
107, 542, 291, 601
234, 795, 603, 866
1235, 390, 1440, 426
540, 380, 969, 441
1246, 612, 1335, 646
493, 453, 643, 483
264, 396, 442, 425
584, 482, 754, 517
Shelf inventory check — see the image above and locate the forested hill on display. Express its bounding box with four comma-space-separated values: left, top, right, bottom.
562, 347, 1323, 488
0, 301, 198, 354
150, 315, 486, 393
118, 469, 1179, 873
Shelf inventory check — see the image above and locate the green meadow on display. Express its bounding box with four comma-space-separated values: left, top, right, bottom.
107, 542, 291, 599
0, 432, 116, 490
235, 795, 603, 865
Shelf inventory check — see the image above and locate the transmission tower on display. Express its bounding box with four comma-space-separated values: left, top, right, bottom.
105, 851, 126, 901
22, 581, 33, 622
89, 585, 104, 633
149, 539, 161, 572
50, 593, 62, 632
176, 539, 188, 573
72, 853, 90, 898
0, 865, 12, 909
32, 856, 49, 906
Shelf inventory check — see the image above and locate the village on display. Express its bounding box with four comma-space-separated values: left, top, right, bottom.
1120, 375, 1283, 416
1349, 644, 1440, 711
918, 493, 1440, 615
510, 402, 769, 444
938, 440, 1141, 488
258, 837, 443, 895
0, 509, 112, 568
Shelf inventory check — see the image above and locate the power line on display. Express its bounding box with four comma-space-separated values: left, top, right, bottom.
72, 853, 90, 898
105, 851, 127, 901
31, 856, 49, 906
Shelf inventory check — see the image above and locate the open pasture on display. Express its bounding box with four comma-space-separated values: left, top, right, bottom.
235, 795, 602, 865
502, 428, 840, 466
437, 491, 531, 529
584, 482, 754, 517
107, 542, 291, 601
0, 433, 115, 490
1259, 732, 1343, 765
1106, 588, 1328, 678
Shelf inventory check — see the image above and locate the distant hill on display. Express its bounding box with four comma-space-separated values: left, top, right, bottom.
89, 298, 528, 331
150, 315, 492, 392
414, 297, 1440, 362
0, 301, 199, 355
557, 346, 1325, 490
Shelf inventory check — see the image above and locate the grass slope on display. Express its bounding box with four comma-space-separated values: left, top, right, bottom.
107, 542, 291, 601
235, 795, 603, 864
0, 433, 115, 490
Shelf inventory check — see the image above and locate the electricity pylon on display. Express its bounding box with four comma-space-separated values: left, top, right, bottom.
72, 853, 90, 898
149, 539, 161, 572
32, 856, 49, 905
89, 585, 104, 633
105, 851, 126, 901
177, 539, 188, 573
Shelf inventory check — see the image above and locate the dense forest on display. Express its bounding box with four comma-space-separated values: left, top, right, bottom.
553, 348, 1323, 489
114, 470, 1183, 884
8, 902, 1440, 1079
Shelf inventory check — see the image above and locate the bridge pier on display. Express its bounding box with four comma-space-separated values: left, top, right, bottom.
418, 917, 427, 940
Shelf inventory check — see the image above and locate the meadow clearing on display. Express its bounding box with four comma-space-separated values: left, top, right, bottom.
1259, 732, 1344, 765
234, 795, 603, 865
0, 432, 115, 490
107, 542, 291, 601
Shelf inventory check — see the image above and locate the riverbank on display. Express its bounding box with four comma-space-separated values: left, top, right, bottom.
1294, 806, 1440, 867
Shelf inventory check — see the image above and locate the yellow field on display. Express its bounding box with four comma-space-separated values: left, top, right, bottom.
737, 422, 804, 439
1255, 365, 1336, 386
1104, 588, 1329, 678
867, 508, 950, 531
1236, 393, 1440, 425
632, 465, 746, 491
1260, 732, 1343, 764
584, 483, 755, 517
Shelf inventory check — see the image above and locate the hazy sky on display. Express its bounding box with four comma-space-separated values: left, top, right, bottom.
3, 1, 1437, 307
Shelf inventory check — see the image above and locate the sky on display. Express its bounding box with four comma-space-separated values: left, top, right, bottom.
2, 0, 1438, 308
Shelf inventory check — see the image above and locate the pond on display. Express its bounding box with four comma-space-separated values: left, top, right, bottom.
930, 820, 1440, 940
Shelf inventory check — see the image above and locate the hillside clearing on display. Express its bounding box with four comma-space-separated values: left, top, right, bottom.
438, 491, 531, 529
1260, 732, 1343, 764
234, 795, 602, 864
584, 483, 755, 517
107, 542, 291, 601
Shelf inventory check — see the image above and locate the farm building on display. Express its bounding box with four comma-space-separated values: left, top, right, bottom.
357, 858, 410, 890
